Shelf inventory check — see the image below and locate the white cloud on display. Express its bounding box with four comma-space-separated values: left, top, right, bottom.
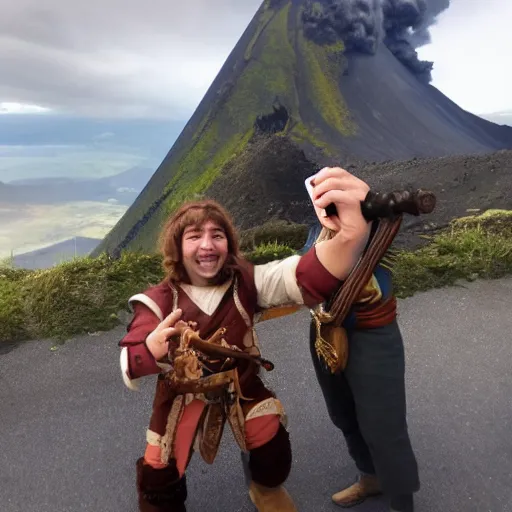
417, 0, 512, 115
0, 102, 50, 114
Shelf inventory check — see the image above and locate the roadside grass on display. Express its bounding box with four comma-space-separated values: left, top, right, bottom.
391, 209, 512, 297
1, 209, 511, 345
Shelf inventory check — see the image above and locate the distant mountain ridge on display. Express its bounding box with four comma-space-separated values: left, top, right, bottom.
0, 114, 184, 154
10, 237, 100, 270
0, 166, 155, 205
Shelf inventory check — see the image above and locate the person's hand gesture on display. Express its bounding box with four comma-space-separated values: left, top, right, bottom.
310, 166, 371, 245
146, 308, 184, 361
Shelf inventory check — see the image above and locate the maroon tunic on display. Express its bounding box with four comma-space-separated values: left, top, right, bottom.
120, 247, 339, 379
119, 247, 340, 438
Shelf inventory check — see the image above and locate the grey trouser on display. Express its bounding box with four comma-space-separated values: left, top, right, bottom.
309, 318, 420, 498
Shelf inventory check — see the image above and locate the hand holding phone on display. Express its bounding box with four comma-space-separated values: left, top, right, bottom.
305, 174, 338, 218
304, 167, 371, 238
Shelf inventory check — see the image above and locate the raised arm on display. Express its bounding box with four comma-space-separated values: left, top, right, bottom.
253, 167, 372, 311
253, 246, 341, 311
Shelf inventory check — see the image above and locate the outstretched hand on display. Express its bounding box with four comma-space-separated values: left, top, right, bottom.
310, 166, 371, 243
146, 309, 185, 361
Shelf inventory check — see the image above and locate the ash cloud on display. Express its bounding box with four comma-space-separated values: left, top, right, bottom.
302, 0, 451, 83
382, 0, 433, 82
302, 0, 383, 54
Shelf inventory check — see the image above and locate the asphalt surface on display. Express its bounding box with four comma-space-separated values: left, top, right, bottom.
1, 277, 512, 512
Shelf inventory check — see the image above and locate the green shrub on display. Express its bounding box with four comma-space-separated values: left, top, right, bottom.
392, 210, 512, 298
244, 241, 296, 264
239, 221, 309, 251
0, 253, 165, 344
0, 277, 29, 342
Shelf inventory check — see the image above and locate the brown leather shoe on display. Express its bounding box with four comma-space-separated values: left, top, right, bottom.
332, 474, 382, 507
249, 481, 298, 512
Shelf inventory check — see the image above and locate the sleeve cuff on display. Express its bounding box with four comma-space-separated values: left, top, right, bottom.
120, 342, 162, 390
296, 246, 341, 307
120, 347, 142, 391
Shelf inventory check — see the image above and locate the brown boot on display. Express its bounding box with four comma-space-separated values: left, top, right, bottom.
248, 481, 298, 512
136, 458, 187, 512
331, 474, 382, 508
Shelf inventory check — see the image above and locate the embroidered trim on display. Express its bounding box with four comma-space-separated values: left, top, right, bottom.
146, 429, 162, 447
160, 395, 185, 464
245, 398, 288, 429
233, 277, 252, 328
245, 398, 280, 421
171, 285, 179, 312
128, 293, 164, 322
242, 329, 253, 348
248, 345, 261, 356
252, 329, 261, 351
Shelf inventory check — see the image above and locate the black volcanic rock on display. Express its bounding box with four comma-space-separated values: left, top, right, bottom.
92, 0, 512, 258
205, 134, 319, 230
255, 102, 290, 135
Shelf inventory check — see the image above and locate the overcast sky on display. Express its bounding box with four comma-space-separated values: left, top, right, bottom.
1, 0, 510, 121
417, 0, 512, 116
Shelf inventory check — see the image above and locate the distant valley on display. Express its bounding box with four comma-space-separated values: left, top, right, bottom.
0, 164, 156, 259
0, 113, 185, 260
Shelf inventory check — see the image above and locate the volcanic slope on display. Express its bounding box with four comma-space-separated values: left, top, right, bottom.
92, 0, 512, 258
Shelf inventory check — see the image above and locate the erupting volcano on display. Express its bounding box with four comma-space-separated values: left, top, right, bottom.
93, 0, 512, 258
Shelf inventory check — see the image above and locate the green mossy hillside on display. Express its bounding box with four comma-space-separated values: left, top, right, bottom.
297, 35, 356, 136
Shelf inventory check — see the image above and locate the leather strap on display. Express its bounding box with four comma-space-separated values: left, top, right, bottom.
324, 216, 402, 327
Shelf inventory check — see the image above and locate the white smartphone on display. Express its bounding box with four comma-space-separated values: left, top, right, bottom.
304, 175, 316, 202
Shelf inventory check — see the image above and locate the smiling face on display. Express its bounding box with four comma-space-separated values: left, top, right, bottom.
181, 220, 229, 286
159, 199, 240, 286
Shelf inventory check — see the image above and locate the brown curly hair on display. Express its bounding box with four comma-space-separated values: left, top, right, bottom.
158, 199, 243, 285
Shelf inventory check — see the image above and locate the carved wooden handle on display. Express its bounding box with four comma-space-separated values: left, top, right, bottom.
188, 336, 275, 371
360, 189, 436, 221
324, 189, 436, 220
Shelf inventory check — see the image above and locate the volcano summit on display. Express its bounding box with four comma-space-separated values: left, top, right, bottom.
93, 0, 512, 258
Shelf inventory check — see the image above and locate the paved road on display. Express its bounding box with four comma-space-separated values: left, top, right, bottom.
1, 277, 512, 512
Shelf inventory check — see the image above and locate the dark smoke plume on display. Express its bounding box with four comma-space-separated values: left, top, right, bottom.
302, 0, 383, 53
302, 0, 451, 83
382, 0, 433, 81
407, 0, 450, 47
